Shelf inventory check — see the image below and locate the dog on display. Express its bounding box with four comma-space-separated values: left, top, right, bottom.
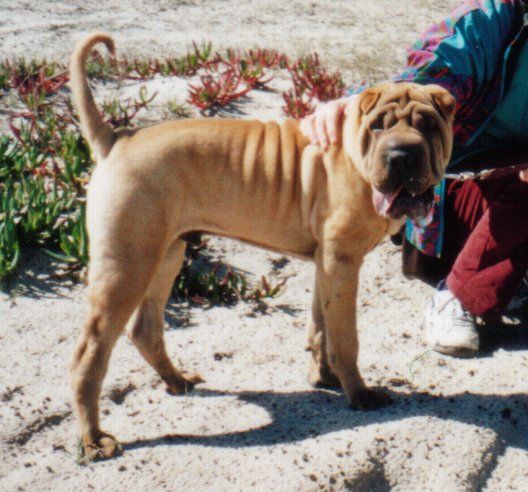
69, 33, 455, 459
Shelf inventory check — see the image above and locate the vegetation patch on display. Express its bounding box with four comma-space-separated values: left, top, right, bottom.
0, 42, 343, 301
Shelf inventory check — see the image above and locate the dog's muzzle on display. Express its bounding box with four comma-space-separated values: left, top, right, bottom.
372, 143, 435, 220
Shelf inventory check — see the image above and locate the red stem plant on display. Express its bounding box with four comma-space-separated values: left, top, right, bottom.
281, 53, 346, 119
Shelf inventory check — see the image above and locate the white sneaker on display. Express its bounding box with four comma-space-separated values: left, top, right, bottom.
424, 289, 479, 356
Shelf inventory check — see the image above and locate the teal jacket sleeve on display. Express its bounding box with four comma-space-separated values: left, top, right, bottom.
394, 0, 523, 146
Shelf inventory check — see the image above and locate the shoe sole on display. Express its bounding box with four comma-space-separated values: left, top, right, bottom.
432, 343, 478, 358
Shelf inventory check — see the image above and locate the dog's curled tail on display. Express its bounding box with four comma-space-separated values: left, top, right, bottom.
70, 33, 116, 161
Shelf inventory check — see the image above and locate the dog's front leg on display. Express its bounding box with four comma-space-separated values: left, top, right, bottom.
315, 243, 391, 410
307, 279, 340, 388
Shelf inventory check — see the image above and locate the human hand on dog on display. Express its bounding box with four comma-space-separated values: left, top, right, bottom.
520, 169, 528, 182
300, 95, 357, 150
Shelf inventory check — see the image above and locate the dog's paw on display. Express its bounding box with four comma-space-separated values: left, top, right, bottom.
78, 432, 122, 463
307, 359, 342, 389
165, 373, 204, 395
349, 388, 392, 411
308, 371, 341, 389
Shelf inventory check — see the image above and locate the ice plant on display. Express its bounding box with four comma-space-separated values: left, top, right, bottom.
282, 90, 315, 119
245, 48, 289, 69
7, 60, 69, 101
102, 86, 157, 128
187, 68, 251, 112
220, 49, 274, 89
282, 53, 345, 118
0, 44, 332, 298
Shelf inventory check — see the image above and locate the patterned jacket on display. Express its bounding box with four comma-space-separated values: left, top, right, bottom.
348, 0, 528, 256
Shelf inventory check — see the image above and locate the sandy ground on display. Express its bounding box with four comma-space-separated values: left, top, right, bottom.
2, 1, 528, 490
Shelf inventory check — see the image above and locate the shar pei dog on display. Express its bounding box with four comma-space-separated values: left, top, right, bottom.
69, 33, 455, 459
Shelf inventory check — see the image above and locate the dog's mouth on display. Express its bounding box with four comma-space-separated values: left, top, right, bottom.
372, 185, 435, 220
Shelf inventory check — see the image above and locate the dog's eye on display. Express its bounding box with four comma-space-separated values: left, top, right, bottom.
425, 117, 438, 131
370, 115, 384, 133
413, 113, 437, 132
370, 113, 396, 133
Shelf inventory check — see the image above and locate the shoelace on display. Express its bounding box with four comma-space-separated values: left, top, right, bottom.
437, 295, 474, 330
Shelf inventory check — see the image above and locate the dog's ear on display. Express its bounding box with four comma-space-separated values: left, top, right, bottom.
426, 85, 456, 121
359, 88, 381, 114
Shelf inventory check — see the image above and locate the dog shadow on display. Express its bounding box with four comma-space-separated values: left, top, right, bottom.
125, 280, 528, 453
123, 385, 528, 453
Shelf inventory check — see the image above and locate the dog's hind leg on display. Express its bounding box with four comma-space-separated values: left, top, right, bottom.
125, 239, 204, 395
71, 243, 166, 460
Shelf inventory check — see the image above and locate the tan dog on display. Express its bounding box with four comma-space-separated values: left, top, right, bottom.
69, 33, 455, 459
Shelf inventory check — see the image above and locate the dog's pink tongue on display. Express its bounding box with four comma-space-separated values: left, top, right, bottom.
372, 187, 401, 217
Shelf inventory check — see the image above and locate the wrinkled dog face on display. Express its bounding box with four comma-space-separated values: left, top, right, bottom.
345, 82, 455, 219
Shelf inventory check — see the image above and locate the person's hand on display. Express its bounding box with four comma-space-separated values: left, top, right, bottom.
520, 169, 528, 183
300, 95, 356, 150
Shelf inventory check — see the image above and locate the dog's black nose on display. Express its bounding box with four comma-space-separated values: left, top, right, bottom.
385, 146, 430, 194
386, 149, 415, 171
